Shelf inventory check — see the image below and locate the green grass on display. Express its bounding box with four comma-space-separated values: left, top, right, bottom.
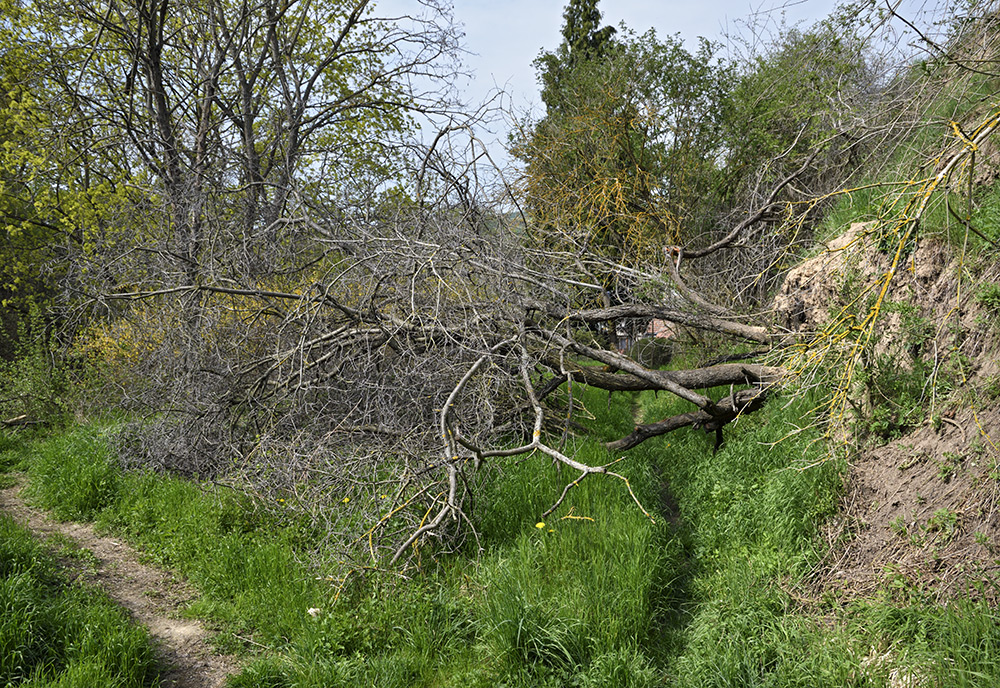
633, 385, 1000, 687
5, 378, 1000, 687
0, 512, 158, 687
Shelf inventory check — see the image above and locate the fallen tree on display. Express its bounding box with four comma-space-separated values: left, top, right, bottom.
14, 0, 985, 569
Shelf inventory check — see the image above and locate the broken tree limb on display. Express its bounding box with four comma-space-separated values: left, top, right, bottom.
547, 333, 718, 413
528, 301, 772, 344
606, 387, 771, 452
540, 354, 785, 392
1, 415, 44, 428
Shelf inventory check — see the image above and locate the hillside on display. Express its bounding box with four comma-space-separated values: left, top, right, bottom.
776, 220, 1000, 602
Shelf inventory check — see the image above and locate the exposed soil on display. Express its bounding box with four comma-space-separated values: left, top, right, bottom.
806, 408, 1000, 603
775, 226, 1000, 604
0, 477, 241, 688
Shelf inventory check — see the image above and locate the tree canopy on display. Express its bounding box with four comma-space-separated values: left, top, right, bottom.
515, 13, 733, 278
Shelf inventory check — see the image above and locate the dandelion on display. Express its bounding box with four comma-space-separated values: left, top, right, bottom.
535, 522, 545, 529
342, 497, 350, 504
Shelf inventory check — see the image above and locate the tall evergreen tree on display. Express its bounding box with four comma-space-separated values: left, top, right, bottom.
537, 0, 616, 113
515, 1, 730, 277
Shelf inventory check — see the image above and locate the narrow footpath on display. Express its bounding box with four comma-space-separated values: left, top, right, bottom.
0, 476, 240, 688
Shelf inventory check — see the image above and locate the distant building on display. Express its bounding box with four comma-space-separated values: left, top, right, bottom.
617, 318, 677, 352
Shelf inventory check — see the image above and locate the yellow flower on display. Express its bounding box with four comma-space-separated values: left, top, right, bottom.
535, 522, 545, 529
342, 497, 350, 504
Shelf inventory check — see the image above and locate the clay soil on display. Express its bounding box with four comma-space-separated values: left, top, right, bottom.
772, 215, 1000, 605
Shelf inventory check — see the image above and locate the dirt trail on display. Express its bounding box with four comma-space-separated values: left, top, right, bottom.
0, 476, 241, 688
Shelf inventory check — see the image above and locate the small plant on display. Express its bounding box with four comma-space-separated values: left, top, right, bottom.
0, 514, 158, 685
890, 515, 909, 538
975, 282, 1000, 314
925, 509, 959, 541
974, 531, 990, 548
982, 375, 1000, 400
936, 452, 964, 482
969, 437, 986, 461
858, 352, 929, 441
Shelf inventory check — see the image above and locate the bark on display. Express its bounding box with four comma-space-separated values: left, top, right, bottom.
531, 301, 773, 344
606, 387, 770, 452
541, 354, 785, 392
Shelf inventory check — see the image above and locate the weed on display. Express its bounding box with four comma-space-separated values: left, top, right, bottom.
982, 374, 1000, 400
969, 437, 986, 461
937, 451, 964, 482
23, 426, 123, 521
0, 310, 73, 426
46, 533, 101, 572
0, 514, 157, 686
9, 378, 1000, 688
925, 509, 959, 542
856, 352, 929, 440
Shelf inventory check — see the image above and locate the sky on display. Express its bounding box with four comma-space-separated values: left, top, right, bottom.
376, 0, 925, 171
452, 0, 840, 113
412, 0, 845, 169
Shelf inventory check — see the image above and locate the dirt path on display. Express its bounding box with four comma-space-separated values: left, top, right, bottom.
0, 476, 241, 688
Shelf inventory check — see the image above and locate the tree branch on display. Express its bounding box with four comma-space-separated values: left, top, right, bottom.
606, 386, 771, 452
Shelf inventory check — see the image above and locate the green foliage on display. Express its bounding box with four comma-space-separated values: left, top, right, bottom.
11, 380, 1000, 688
475, 452, 672, 683
516, 7, 732, 270
826, 299, 940, 442
10, 394, 673, 687
0, 514, 157, 687
925, 508, 958, 540
856, 352, 929, 441
0, 311, 70, 424
23, 426, 122, 521
975, 282, 1000, 314
967, 182, 1000, 251
536, 0, 617, 111
814, 183, 881, 244
726, 16, 871, 168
